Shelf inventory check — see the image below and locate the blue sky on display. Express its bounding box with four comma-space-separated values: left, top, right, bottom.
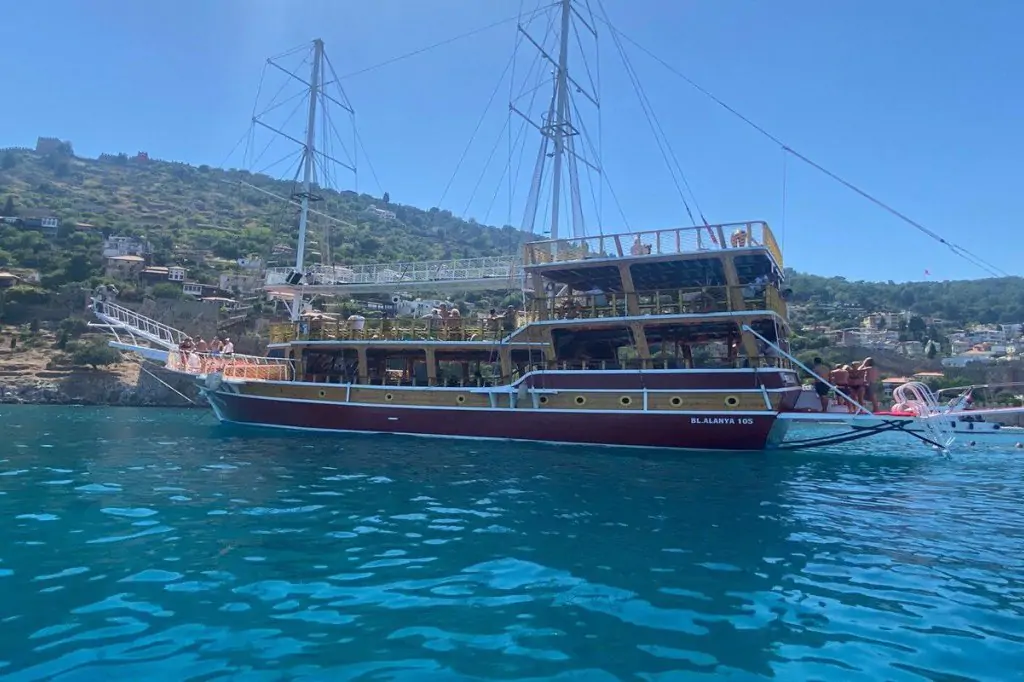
2, 0, 1020, 282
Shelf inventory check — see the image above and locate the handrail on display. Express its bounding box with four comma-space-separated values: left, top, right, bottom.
524, 221, 783, 268
265, 256, 522, 288
269, 312, 534, 344
167, 350, 295, 381
91, 297, 187, 351
533, 285, 786, 320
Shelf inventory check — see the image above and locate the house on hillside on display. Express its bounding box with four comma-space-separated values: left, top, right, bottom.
102, 236, 152, 258
105, 255, 146, 280
219, 271, 263, 294
942, 350, 997, 368
366, 204, 396, 221
0, 272, 19, 289
182, 282, 224, 298
17, 209, 61, 238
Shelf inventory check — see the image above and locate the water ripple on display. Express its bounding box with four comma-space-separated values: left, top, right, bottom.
1, 408, 1023, 680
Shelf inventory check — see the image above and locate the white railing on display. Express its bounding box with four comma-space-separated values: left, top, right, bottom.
91, 298, 187, 351
266, 256, 523, 289
524, 221, 783, 268
166, 351, 294, 381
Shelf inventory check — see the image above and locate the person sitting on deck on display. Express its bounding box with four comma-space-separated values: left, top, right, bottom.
812, 357, 831, 412
346, 314, 366, 338
502, 306, 517, 334
447, 307, 463, 340
630, 236, 645, 256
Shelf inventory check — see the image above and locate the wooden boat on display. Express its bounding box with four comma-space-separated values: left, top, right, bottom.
202, 222, 804, 451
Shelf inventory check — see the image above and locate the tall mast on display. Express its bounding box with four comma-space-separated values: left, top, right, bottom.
292, 38, 323, 321
513, 0, 599, 241
548, 0, 573, 242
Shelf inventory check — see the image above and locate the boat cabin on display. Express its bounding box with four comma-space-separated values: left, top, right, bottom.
267, 221, 791, 386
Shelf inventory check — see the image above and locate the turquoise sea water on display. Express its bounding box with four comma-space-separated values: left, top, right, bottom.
1, 407, 1023, 681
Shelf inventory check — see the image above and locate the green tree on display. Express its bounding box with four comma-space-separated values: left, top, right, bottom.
68, 338, 121, 369
1, 153, 16, 170
151, 282, 184, 299
1, 196, 14, 216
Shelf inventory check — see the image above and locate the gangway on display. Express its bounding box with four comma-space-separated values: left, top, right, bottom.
89, 297, 188, 352
265, 255, 523, 295
263, 222, 784, 297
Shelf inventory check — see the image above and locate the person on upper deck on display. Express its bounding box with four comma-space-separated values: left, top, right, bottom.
196, 337, 208, 353
630, 236, 645, 256
222, 338, 234, 355
502, 306, 517, 333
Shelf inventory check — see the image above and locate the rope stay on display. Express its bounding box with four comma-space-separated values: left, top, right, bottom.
599, 19, 1009, 279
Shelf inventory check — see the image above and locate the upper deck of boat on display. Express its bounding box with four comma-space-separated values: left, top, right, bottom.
523, 221, 782, 292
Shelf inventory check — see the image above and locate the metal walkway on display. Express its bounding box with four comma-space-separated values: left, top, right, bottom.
263, 223, 782, 296
264, 256, 524, 295
90, 298, 188, 351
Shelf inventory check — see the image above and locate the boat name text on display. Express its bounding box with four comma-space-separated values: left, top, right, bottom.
690, 417, 755, 425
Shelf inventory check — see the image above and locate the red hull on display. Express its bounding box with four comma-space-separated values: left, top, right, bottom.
206, 390, 787, 451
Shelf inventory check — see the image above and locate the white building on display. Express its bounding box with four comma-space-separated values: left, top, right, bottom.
102, 236, 152, 258
366, 205, 397, 221
168, 266, 186, 282
942, 350, 997, 368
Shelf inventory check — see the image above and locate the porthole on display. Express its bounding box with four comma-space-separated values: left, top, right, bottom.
318, 389, 326, 398
456, 395, 466, 404
384, 393, 394, 402
619, 396, 632, 406
669, 396, 683, 407
724, 395, 740, 408
538, 395, 549, 405
574, 395, 587, 406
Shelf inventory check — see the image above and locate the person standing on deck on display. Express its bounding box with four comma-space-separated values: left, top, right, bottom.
812, 357, 831, 412
859, 357, 881, 412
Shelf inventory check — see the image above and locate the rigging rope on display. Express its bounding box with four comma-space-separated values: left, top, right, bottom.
334, 3, 561, 81
599, 20, 1009, 278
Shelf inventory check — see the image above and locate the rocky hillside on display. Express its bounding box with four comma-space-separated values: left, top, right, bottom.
0, 145, 525, 285
0, 327, 197, 406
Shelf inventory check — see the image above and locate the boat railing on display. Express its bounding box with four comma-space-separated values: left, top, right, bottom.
91, 297, 187, 351
166, 351, 295, 381
268, 311, 538, 344
524, 221, 783, 268
303, 355, 792, 385
265, 256, 522, 288
532, 284, 786, 320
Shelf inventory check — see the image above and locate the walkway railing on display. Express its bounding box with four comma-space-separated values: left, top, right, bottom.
167, 351, 295, 381
91, 297, 187, 351
269, 313, 533, 344
266, 256, 522, 291
532, 284, 787, 320
524, 221, 783, 268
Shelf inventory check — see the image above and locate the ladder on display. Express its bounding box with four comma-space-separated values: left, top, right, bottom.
90, 297, 187, 351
